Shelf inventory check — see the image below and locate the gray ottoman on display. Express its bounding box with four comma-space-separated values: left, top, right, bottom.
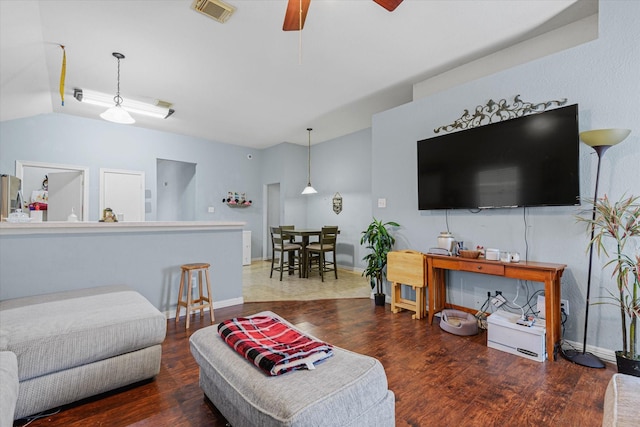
189, 311, 395, 427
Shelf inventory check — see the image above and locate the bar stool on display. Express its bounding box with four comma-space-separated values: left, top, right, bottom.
175, 263, 214, 329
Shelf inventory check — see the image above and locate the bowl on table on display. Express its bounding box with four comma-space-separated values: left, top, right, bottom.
458, 250, 481, 259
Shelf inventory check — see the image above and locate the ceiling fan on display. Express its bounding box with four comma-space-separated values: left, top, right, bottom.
283, 0, 403, 31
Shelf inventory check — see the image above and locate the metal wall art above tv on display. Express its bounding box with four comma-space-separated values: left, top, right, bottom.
417, 104, 580, 210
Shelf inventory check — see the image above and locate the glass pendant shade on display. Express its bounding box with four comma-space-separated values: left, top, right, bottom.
100, 104, 135, 124
580, 129, 631, 147
302, 184, 317, 194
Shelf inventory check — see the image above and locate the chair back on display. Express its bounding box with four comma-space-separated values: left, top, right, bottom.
271, 226, 285, 251
319, 226, 338, 248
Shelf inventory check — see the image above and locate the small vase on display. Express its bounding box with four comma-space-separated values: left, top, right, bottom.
437, 232, 455, 251
616, 351, 640, 377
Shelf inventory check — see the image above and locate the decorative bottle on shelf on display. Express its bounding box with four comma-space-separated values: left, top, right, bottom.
437, 232, 455, 251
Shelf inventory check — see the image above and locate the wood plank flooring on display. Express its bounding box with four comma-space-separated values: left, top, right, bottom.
17, 298, 616, 427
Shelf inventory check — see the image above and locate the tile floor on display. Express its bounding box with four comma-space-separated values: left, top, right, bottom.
242, 260, 372, 302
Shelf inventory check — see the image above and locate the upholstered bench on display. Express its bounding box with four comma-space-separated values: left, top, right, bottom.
189, 311, 395, 427
0, 285, 166, 420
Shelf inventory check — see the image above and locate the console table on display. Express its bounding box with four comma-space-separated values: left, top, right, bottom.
425, 254, 566, 361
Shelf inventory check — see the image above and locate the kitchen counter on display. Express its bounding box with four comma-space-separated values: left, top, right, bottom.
0, 221, 246, 312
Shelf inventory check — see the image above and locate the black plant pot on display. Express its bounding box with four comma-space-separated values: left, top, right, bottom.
616, 351, 640, 377
374, 293, 386, 306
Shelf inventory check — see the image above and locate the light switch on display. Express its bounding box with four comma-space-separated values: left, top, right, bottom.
377, 198, 386, 208
208, 206, 215, 213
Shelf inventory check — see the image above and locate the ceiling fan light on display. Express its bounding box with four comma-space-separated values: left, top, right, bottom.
100, 105, 135, 124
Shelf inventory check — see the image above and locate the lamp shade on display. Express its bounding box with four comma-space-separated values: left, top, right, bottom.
580, 129, 631, 147
100, 105, 136, 124
301, 185, 317, 195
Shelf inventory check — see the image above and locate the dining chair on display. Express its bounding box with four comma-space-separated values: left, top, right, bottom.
280, 225, 302, 245
306, 226, 338, 282
270, 226, 302, 281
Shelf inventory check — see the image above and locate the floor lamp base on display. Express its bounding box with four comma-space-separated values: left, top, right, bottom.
561, 348, 606, 368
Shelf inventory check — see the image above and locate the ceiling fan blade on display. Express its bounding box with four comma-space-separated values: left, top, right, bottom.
373, 0, 403, 12
283, 0, 311, 31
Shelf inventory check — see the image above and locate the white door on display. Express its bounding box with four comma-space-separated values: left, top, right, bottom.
47, 171, 84, 221
100, 169, 145, 222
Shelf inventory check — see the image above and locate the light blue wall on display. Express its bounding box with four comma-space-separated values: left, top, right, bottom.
0, 113, 265, 258
371, 0, 640, 352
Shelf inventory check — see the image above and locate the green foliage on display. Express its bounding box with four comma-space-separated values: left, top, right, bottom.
578, 194, 640, 359
360, 218, 400, 294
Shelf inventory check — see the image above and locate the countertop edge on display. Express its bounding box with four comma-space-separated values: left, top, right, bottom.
0, 221, 247, 235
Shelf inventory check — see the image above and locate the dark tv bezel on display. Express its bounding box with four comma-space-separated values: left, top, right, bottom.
417, 104, 580, 211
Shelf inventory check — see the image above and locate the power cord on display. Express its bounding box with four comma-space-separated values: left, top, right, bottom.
16, 409, 61, 426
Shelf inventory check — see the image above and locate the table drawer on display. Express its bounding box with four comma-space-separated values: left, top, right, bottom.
459, 261, 505, 276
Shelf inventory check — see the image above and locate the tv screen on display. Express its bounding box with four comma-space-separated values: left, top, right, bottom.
417, 104, 580, 210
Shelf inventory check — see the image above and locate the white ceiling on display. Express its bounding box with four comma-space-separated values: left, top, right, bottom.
0, 0, 595, 149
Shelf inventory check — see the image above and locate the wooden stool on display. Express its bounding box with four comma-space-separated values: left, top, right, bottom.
387, 250, 427, 320
175, 263, 214, 329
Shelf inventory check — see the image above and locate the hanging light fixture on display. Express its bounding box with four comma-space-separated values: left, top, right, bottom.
301, 127, 317, 195
100, 52, 135, 124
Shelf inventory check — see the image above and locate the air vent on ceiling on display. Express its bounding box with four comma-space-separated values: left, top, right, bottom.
191, 0, 236, 23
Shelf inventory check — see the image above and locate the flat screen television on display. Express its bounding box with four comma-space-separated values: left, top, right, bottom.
417, 104, 580, 210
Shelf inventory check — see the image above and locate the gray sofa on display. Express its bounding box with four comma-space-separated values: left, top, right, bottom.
0, 285, 166, 423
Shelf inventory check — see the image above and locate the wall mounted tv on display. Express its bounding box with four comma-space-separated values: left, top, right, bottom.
417, 104, 580, 210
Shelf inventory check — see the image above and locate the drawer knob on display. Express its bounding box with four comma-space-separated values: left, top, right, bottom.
477, 266, 482, 270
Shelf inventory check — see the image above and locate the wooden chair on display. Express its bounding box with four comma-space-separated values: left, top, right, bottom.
270, 226, 302, 281
306, 226, 338, 282
387, 250, 427, 320
175, 263, 214, 329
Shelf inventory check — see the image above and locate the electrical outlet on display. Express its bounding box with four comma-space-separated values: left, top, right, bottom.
560, 299, 569, 315
491, 294, 506, 307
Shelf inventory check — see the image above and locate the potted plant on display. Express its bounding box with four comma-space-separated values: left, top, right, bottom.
578, 194, 640, 376
360, 218, 400, 306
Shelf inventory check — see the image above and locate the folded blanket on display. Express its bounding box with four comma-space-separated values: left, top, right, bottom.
217, 316, 333, 376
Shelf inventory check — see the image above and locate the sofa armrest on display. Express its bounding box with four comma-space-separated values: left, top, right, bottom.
602, 373, 640, 426
0, 351, 18, 427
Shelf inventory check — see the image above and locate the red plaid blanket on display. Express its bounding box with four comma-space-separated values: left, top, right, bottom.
217, 316, 333, 376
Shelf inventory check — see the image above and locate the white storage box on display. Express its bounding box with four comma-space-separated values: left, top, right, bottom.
487, 311, 546, 362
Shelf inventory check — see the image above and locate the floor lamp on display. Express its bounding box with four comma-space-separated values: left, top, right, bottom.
562, 128, 631, 368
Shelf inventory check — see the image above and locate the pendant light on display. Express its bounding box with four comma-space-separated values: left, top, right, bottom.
301, 128, 317, 194
100, 52, 135, 124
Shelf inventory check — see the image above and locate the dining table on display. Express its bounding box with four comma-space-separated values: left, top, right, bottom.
284, 228, 339, 278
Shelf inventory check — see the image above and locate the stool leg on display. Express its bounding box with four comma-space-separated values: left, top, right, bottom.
186, 271, 193, 329
205, 268, 214, 324
198, 270, 204, 318
176, 269, 186, 324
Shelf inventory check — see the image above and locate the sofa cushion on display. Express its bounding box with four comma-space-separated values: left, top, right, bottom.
0, 351, 19, 426
602, 373, 640, 427
0, 285, 166, 381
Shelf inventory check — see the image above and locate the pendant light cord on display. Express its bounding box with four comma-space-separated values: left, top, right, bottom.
307, 128, 312, 185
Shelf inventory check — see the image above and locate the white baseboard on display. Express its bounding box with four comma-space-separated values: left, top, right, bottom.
163, 296, 244, 319
563, 339, 617, 364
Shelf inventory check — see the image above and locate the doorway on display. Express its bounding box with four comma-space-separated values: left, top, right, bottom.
100, 168, 145, 222
156, 159, 196, 221
15, 161, 89, 221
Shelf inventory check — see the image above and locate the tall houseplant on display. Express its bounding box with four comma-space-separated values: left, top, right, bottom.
578, 194, 640, 376
360, 218, 400, 306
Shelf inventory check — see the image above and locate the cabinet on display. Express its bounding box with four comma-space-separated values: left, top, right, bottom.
242, 231, 251, 266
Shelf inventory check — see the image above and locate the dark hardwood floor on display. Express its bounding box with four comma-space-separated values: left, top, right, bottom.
17, 299, 616, 427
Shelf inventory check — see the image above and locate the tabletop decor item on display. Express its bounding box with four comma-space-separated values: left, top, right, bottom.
360, 218, 400, 306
